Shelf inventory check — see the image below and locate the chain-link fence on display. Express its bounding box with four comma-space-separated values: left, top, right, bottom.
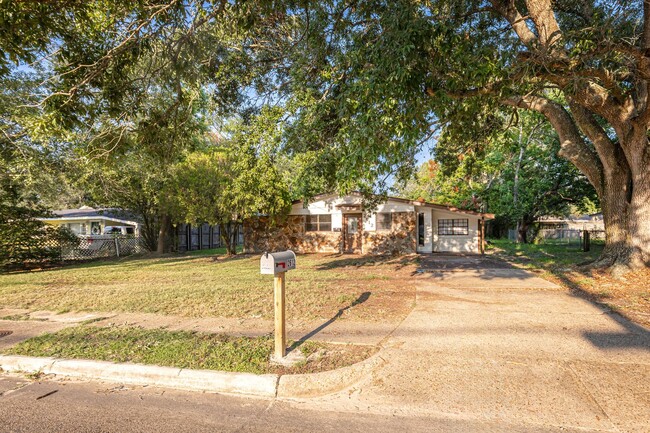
10, 236, 147, 268
536, 229, 605, 245
59, 236, 147, 260
508, 228, 605, 247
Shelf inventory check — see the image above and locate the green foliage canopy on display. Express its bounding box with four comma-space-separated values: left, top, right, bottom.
165, 108, 292, 253
400, 110, 600, 238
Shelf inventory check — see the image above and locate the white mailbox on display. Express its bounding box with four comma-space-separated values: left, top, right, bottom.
260, 250, 296, 275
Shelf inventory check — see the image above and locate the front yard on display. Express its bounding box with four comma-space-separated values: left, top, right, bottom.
0, 252, 417, 323
0, 252, 415, 374
490, 239, 650, 327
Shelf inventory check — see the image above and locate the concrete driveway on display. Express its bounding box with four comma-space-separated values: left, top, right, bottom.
292, 254, 650, 432
418, 253, 560, 289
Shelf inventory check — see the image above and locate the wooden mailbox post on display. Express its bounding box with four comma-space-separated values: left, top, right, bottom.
260, 250, 296, 359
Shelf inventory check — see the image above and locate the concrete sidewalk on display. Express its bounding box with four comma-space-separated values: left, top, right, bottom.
0, 320, 72, 352
288, 262, 650, 432
0, 306, 398, 347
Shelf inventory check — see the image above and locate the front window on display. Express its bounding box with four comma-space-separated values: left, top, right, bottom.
376, 213, 392, 231
306, 214, 332, 232
438, 219, 469, 236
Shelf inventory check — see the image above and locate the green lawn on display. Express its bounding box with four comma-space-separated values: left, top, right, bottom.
489, 238, 604, 272
4, 325, 376, 374
0, 252, 417, 322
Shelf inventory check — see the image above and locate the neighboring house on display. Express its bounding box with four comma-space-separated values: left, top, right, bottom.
244, 193, 494, 255
39, 206, 141, 236
536, 213, 604, 231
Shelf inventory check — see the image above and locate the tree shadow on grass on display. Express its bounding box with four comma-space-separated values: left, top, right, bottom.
552, 270, 650, 351
314, 254, 416, 272
287, 291, 371, 353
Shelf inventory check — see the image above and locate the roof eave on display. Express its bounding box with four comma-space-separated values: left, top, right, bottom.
39, 216, 141, 226
292, 194, 495, 218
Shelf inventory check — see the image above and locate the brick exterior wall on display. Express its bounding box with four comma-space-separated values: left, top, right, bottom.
244, 211, 416, 255
362, 211, 416, 255
243, 215, 341, 254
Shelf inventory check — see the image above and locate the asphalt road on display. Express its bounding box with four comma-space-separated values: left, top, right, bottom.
0, 375, 588, 433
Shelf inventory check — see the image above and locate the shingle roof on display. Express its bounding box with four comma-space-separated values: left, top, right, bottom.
48, 207, 141, 223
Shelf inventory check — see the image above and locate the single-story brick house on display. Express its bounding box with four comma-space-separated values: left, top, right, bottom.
244, 193, 494, 255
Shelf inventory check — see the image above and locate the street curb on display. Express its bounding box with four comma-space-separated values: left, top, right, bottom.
0, 355, 278, 397
277, 351, 386, 398
0, 351, 385, 398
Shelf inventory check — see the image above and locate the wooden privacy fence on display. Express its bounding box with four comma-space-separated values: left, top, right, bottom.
175, 223, 244, 252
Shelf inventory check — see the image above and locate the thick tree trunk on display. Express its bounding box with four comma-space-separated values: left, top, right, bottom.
229, 224, 238, 255
626, 144, 650, 268
593, 169, 632, 267
156, 214, 170, 255
494, 0, 650, 271
219, 222, 235, 256
594, 133, 650, 271
516, 221, 529, 243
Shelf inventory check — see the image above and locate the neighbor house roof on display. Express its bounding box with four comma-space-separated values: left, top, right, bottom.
537, 213, 603, 224
39, 207, 141, 226
293, 192, 495, 219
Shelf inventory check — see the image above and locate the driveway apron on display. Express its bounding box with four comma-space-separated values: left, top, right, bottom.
292, 255, 650, 433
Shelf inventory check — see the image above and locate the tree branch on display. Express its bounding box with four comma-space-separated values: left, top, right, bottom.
644, 0, 650, 51
490, 0, 537, 47
35, 1, 181, 108
636, 0, 650, 126
524, 0, 563, 49
569, 101, 629, 178
489, 0, 637, 134
566, 79, 633, 136
504, 94, 604, 195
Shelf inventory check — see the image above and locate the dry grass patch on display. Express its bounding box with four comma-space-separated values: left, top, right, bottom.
550, 269, 650, 327
0, 253, 417, 323
491, 240, 650, 327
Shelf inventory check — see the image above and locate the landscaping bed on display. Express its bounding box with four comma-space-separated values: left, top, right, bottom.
3, 325, 378, 375
490, 239, 650, 327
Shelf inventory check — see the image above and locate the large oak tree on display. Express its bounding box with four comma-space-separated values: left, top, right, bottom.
279, 0, 649, 270
288, 0, 650, 270
457, 0, 650, 270
3, 1, 648, 269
